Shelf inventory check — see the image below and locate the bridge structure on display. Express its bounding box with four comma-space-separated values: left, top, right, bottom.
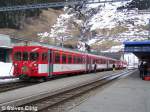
0, 0, 130, 12
124, 41, 150, 75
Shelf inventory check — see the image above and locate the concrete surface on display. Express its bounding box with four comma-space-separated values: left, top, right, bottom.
0, 70, 126, 107
68, 71, 150, 112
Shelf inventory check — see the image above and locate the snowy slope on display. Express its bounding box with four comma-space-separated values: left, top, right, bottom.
87, 2, 150, 42
38, 1, 150, 51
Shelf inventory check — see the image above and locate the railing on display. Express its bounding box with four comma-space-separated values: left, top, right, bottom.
0, 0, 130, 12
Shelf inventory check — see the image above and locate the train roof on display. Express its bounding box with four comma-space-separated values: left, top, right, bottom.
13, 44, 117, 61
40, 44, 117, 60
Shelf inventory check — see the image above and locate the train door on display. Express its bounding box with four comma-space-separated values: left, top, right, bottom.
86, 56, 92, 72
48, 49, 53, 77
86, 55, 89, 72
107, 60, 109, 69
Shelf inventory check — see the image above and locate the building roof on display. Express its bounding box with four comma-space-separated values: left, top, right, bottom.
124, 41, 150, 46
124, 41, 150, 61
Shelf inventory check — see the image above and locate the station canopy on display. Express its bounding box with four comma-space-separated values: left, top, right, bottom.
124, 41, 150, 61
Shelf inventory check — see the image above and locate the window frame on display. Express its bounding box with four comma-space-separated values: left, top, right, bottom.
54, 51, 60, 64
14, 52, 22, 61
68, 55, 72, 64
42, 52, 48, 62
30, 52, 39, 61
62, 53, 66, 64
22, 52, 28, 61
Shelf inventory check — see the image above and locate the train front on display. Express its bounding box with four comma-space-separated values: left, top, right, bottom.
12, 46, 42, 80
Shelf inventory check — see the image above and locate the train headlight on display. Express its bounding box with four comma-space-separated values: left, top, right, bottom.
14, 63, 18, 66
33, 64, 38, 67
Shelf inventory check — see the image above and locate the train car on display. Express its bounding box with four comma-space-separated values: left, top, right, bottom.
12, 45, 126, 81
115, 60, 127, 69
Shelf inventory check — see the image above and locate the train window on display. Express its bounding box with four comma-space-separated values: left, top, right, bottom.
14, 52, 21, 61
93, 59, 96, 64
73, 56, 77, 64
77, 57, 80, 63
87, 57, 90, 64
91, 59, 93, 64
80, 57, 82, 63
81, 57, 83, 64
82, 56, 85, 63
101, 60, 104, 64
30, 52, 39, 61
42, 53, 48, 61
68, 55, 72, 64
23, 52, 28, 61
96, 59, 99, 64
55, 52, 60, 64
77, 57, 82, 64
62, 54, 66, 64
104, 60, 106, 64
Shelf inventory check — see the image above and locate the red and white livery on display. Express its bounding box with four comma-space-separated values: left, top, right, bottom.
12, 45, 127, 80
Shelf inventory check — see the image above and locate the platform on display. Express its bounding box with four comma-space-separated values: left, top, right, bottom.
0, 70, 130, 108
68, 71, 150, 112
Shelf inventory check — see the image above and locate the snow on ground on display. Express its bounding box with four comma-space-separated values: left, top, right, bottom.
103, 45, 124, 52
87, 38, 99, 45
88, 2, 129, 30
0, 62, 13, 76
38, 1, 150, 48
87, 2, 150, 42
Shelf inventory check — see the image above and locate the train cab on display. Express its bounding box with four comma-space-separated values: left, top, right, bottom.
12, 46, 49, 80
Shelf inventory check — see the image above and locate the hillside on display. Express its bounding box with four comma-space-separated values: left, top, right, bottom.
0, 9, 63, 41
0, 0, 150, 51
38, 1, 150, 51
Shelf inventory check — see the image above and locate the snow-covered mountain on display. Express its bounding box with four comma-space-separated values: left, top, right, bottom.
38, 1, 150, 51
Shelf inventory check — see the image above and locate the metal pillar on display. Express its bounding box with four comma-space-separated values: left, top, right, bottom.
149, 19, 150, 40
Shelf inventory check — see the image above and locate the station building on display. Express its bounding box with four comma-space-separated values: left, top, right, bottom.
0, 34, 39, 62
0, 34, 12, 62
124, 41, 150, 62
124, 41, 150, 80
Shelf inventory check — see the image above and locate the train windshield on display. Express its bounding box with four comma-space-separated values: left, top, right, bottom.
14, 52, 21, 61
14, 52, 39, 61
30, 52, 39, 61
23, 52, 28, 61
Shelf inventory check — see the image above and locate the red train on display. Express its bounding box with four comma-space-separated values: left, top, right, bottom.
12, 45, 127, 81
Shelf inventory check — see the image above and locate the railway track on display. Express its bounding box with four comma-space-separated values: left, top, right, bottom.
0, 72, 97, 93
0, 74, 70, 93
17, 70, 135, 112
0, 74, 87, 93
0, 81, 38, 93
